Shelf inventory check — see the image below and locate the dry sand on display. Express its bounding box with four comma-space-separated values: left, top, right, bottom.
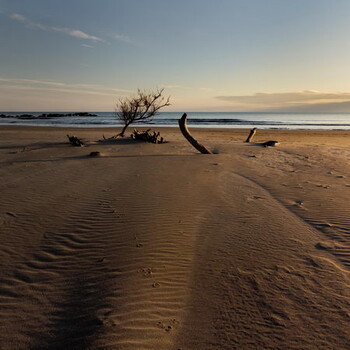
0, 125, 349, 350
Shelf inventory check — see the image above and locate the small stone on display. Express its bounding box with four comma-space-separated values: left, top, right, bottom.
89, 151, 101, 157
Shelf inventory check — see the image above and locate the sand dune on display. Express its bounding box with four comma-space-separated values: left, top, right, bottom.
0, 126, 349, 349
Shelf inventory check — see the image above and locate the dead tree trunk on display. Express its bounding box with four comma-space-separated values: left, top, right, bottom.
178, 113, 211, 154
245, 128, 257, 142
118, 123, 130, 137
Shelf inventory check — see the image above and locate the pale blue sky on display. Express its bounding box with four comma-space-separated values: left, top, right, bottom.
1, 0, 350, 111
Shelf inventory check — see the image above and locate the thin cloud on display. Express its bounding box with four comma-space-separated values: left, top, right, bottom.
52, 27, 105, 42
112, 33, 132, 44
1, 84, 118, 97
81, 44, 94, 48
0, 77, 65, 87
0, 77, 132, 96
215, 91, 350, 112
9, 13, 105, 43
9, 13, 26, 22
161, 84, 192, 90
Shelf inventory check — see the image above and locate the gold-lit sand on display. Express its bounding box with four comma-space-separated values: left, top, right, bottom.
0, 126, 349, 349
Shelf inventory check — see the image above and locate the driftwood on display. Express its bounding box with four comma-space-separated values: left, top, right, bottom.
67, 135, 84, 147
178, 113, 211, 154
131, 129, 166, 144
245, 127, 257, 142
262, 141, 279, 147
89, 151, 101, 157
99, 134, 122, 142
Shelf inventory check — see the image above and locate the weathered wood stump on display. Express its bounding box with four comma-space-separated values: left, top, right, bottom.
67, 135, 84, 147
178, 113, 211, 154
245, 128, 257, 142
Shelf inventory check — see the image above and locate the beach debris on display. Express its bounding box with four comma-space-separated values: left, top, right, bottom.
89, 151, 101, 157
245, 127, 257, 142
262, 140, 279, 147
178, 113, 211, 154
130, 128, 166, 144
67, 134, 85, 147
100, 134, 123, 141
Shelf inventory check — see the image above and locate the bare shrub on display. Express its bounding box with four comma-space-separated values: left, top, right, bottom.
115, 88, 170, 137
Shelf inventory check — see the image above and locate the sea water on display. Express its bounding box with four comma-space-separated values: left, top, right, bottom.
1, 112, 350, 130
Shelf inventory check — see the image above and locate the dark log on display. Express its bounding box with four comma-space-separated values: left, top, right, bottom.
178, 113, 211, 154
245, 128, 257, 142
262, 140, 279, 147
89, 151, 101, 157
67, 134, 84, 147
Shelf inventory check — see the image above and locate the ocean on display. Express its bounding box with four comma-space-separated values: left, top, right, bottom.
1, 112, 350, 130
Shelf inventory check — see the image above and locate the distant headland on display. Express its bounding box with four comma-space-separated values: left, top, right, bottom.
0, 112, 97, 120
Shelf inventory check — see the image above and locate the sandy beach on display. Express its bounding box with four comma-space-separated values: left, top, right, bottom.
0, 125, 349, 350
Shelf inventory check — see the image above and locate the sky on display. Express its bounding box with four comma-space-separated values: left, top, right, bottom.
1, 0, 350, 112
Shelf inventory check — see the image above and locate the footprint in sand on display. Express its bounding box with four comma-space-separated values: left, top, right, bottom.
138, 267, 153, 277
315, 242, 334, 250
318, 222, 333, 228
291, 200, 305, 208
315, 223, 334, 234
97, 310, 116, 327
247, 195, 263, 201
316, 184, 330, 189
305, 256, 320, 268
156, 319, 179, 332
